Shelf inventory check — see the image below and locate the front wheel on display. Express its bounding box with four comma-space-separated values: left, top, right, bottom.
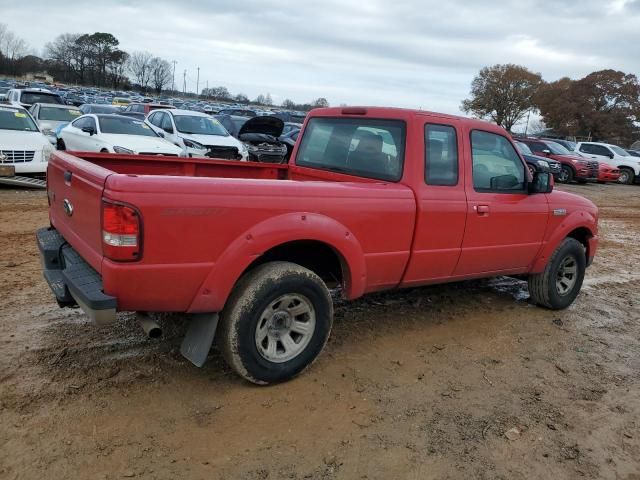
617, 168, 635, 185
528, 238, 586, 310
219, 261, 333, 385
558, 165, 574, 184
56, 139, 66, 150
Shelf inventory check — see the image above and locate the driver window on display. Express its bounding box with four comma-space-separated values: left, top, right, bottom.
471, 130, 525, 192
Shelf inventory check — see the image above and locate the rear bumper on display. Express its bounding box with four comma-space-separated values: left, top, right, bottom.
36, 227, 117, 325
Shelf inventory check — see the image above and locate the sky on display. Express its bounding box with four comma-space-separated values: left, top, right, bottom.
2, 0, 640, 115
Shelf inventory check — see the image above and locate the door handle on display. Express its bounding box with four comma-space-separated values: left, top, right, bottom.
475, 205, 489, 215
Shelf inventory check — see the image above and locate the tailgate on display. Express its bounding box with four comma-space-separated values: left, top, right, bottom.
48, 152, 113, 273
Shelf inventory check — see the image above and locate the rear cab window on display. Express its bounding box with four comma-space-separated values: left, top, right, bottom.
295, 117, 406, 181
425, 124, 458, 186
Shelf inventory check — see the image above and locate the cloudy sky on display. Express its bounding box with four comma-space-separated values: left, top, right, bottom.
3, 0, 640, 113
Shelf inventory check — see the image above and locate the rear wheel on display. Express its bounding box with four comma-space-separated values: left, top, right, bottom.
528, 238, 586, 310
219, 261, 333, 385
617, 168, 635, 185
558, 165, 573, 184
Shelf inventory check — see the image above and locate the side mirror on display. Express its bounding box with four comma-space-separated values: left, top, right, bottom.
542, 149, 551, 155
163, 127, 173, 134
608, 153, 614, 159
81, 126, 95, 136
529, 171, 553, 194
157, 131, 165, 138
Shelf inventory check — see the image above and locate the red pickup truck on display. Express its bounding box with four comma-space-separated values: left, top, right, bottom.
37, 107, 599, 384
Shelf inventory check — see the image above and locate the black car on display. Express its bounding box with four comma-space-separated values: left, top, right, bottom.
214, 114, 251, 138
280, 128, 301, 160
238, 116, 287, 163
515, 141, 562, 178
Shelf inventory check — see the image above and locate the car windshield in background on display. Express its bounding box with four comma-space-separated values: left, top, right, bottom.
98, 116, 158, 136
610, 145, 629, 156
21, 93, 63, 105
83, 105, 120, 114
543, 141, 571, 155
174, 115, 228, 136
295, 117, 405, 181
0, 108, 39, 132
515, 142, 533, 155
39, 107, 82, 121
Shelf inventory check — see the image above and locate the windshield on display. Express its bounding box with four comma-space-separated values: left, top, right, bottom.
515, 142, 532, 155
39, 107, 82, 121
0, 108, 39, 132
83, 105, 120, 114
21, 92, 63, 105
543, 140, 571, 155
98, 116, 158, 137
174, 115, 228, 136
610, 145, 629, 156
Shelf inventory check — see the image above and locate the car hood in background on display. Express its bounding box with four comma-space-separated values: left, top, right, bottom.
99, 134, 183, 154
238, 116, 284, 138
0, 130, 50, 149
181, 133, 242, 148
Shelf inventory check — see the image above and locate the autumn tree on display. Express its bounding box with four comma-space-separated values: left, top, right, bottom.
461, 64, 543, 132
536, 69, 640, 145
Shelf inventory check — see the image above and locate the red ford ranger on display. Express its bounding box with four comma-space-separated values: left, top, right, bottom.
37, 107, 599, 384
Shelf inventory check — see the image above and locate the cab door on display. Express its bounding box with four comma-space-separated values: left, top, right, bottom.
402, 122, 467, 285
454, 129, 548, 275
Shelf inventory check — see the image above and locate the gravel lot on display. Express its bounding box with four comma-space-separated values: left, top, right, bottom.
0, 183, 639, 480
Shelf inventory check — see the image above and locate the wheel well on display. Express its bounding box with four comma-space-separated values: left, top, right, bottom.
567, 227, 592, 259
242, 240, 345, 288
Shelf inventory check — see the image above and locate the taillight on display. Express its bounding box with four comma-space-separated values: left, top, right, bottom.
101, 200, 142, 261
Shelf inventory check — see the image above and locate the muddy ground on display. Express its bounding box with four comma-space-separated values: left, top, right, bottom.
0, 183, 639, 480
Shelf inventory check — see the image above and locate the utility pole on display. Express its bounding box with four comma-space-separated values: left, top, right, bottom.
183, 70, 186, 95
196, 67, 200, 97
206, 80, 209, 98
171, 60, 177, 92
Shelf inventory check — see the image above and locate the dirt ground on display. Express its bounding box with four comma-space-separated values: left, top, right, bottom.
0, 183, 639, 480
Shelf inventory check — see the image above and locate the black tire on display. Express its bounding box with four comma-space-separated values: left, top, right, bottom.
617, 167, 635, 185
56, 139, 66, 151
558, 165, 574, 184
528, 238, 586, 310
219, 261, 333, 385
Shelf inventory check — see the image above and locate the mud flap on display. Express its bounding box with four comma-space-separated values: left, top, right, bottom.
180, 313, 219, 367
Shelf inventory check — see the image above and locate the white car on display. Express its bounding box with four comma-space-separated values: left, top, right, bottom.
6, 88, 64, 109
0, 104, 53, 175
28, 103, 82, 145
145, 109, 248, 160
59, 114, 184, 156
575, 141, 640, 184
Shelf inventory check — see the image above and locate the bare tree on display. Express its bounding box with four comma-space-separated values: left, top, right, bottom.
128, 51, 154, 90
149, 57, 172, 94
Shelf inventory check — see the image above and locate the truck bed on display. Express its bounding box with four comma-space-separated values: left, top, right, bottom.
46, 151, 417, 313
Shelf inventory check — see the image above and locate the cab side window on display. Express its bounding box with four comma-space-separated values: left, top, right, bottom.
579, 144, 594, 154
425, 124, 458, 186
471, 130, 525, 192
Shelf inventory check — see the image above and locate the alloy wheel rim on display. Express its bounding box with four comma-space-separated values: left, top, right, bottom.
556, 255, 578, 296
255, 294, 316, 363
618, 171, 629, 183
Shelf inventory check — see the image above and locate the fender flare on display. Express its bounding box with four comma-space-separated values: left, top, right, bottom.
187, 212, 367, 312
530, 210, 597, 273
